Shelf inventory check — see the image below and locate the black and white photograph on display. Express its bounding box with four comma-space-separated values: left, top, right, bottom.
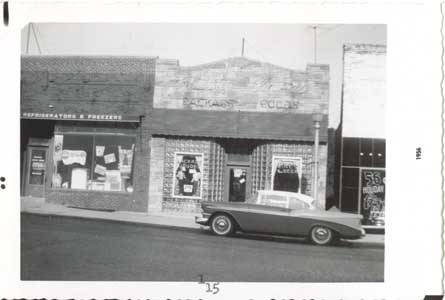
20, 23, 386, 282
0, 1, 443, 299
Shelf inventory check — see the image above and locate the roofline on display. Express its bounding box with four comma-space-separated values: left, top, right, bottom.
21, 54, 158, 60
157, 55, 328, 73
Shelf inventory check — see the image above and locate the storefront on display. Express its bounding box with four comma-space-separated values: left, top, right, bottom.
338, 137, 386, 227
21, 55, 155, 212
336, 44, 386, 228
148, 57, 330, 213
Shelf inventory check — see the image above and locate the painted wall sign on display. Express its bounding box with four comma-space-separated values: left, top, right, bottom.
360, 168, 385, 226
21, 112, 139, 122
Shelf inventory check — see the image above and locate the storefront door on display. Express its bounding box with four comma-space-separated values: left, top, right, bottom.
24, 146, 48, 198
227, 166, 249, 202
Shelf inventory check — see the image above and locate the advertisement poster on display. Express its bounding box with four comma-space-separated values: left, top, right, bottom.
70, 168, 88, 189
271, 156, 302, 193
360, 168, 385, 226
105, 170, 122, 191
104, 153, 116, 164
95, 145, 105, 157
173, 152, 203, 198
61, 150, 87, 166
118, 144, 134, 175
53, 134, 63, 163
29, 150, 46, 185
94, 164, 106, 176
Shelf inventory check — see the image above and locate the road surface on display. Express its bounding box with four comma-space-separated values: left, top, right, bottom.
21, 213, 384, 282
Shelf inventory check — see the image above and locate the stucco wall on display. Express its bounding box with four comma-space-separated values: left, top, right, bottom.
154, 57, 329, 114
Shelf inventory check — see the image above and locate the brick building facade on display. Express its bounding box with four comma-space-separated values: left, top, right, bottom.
21, 55, 330, 214
21, 56, 155, 211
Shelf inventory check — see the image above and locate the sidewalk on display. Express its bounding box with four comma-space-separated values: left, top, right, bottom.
21, 197, 384, 248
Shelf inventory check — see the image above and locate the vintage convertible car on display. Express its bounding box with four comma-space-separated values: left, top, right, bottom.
195, 190, 365, 245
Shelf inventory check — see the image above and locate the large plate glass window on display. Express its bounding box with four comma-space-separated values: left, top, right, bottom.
173, 152, 203, 199
52, 134, 135, 192
271, 156, 302, 193
360, 168, 385, 226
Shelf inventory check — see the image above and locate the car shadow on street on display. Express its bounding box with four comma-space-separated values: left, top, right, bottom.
198, 229, 373, 248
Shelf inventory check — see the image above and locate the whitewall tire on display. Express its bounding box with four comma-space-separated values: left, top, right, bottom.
210, 214, 234, 236
309, 225, 334, 246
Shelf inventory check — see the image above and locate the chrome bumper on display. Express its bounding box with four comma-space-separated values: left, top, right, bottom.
361, 228, 366, 237
195, 216, 209, 226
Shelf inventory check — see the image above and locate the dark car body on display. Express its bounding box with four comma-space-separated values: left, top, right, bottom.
195, 190, 365, 242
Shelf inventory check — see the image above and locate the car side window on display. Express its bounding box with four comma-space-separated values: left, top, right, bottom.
260, 194, 288, 208
289, 197, 309, 210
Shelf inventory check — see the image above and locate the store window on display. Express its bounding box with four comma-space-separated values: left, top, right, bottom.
271, 156, 302, 193
342, 138, 359, 166
173, 152, 203, 199
359, 138, 373, 167
373, 139, 385, 168
52, 134, 135, 192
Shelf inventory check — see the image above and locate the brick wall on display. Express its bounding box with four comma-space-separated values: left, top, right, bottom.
154, 57, 329, 114
21, 56, 155, 116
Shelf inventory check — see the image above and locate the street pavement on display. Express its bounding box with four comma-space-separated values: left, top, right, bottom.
21, 214, 384, 282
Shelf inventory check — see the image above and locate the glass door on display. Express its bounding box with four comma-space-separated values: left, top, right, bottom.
227, 166, 249, 202
24, 146, 47, 197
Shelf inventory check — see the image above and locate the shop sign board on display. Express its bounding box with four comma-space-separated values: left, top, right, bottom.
360, 168, 385, 227
22, 112, 140, 122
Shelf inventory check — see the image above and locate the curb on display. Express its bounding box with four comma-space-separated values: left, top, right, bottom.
22, 211, 384, 249
21, 211, 203, 234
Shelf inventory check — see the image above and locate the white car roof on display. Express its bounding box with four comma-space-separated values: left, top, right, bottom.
257, 190, 315, 205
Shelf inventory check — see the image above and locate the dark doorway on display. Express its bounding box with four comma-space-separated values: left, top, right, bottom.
227, 165, 249, 202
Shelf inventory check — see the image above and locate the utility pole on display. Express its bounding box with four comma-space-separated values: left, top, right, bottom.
26, 23, 31, 54
241, 37, 245, 57
312, 25, 317, 64
25, 23, 42, 55
312, 113, 322, 204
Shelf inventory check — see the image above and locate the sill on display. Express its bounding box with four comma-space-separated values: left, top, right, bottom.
49, 187, 133, 195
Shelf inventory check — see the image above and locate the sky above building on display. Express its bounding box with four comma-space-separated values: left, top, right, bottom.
21, 23, 386, 128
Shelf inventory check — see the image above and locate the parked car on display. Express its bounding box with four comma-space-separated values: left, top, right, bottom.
195, 190, 365, 246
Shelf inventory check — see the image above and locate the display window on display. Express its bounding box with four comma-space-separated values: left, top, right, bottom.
271, 156, 302, 193
52, 134, 135, 192
173, 152, 203, 199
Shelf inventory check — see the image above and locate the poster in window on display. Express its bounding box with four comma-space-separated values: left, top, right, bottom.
118, 144, 134, 175
29, 149, 46, 185
53, 135, 63, 163
271, 156, 302, 193
62, 150, 87, 165
105, 170, 122, 191
360, 168, 385, 226
173, 152, 203, 198
71, 168, 88, 189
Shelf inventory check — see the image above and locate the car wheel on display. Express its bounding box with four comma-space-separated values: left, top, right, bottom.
210, 214, 234, 236
309, 225, 334, 246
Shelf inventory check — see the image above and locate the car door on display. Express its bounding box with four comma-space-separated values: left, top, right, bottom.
242, 193, 291, 235
286, 196, 314, 236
